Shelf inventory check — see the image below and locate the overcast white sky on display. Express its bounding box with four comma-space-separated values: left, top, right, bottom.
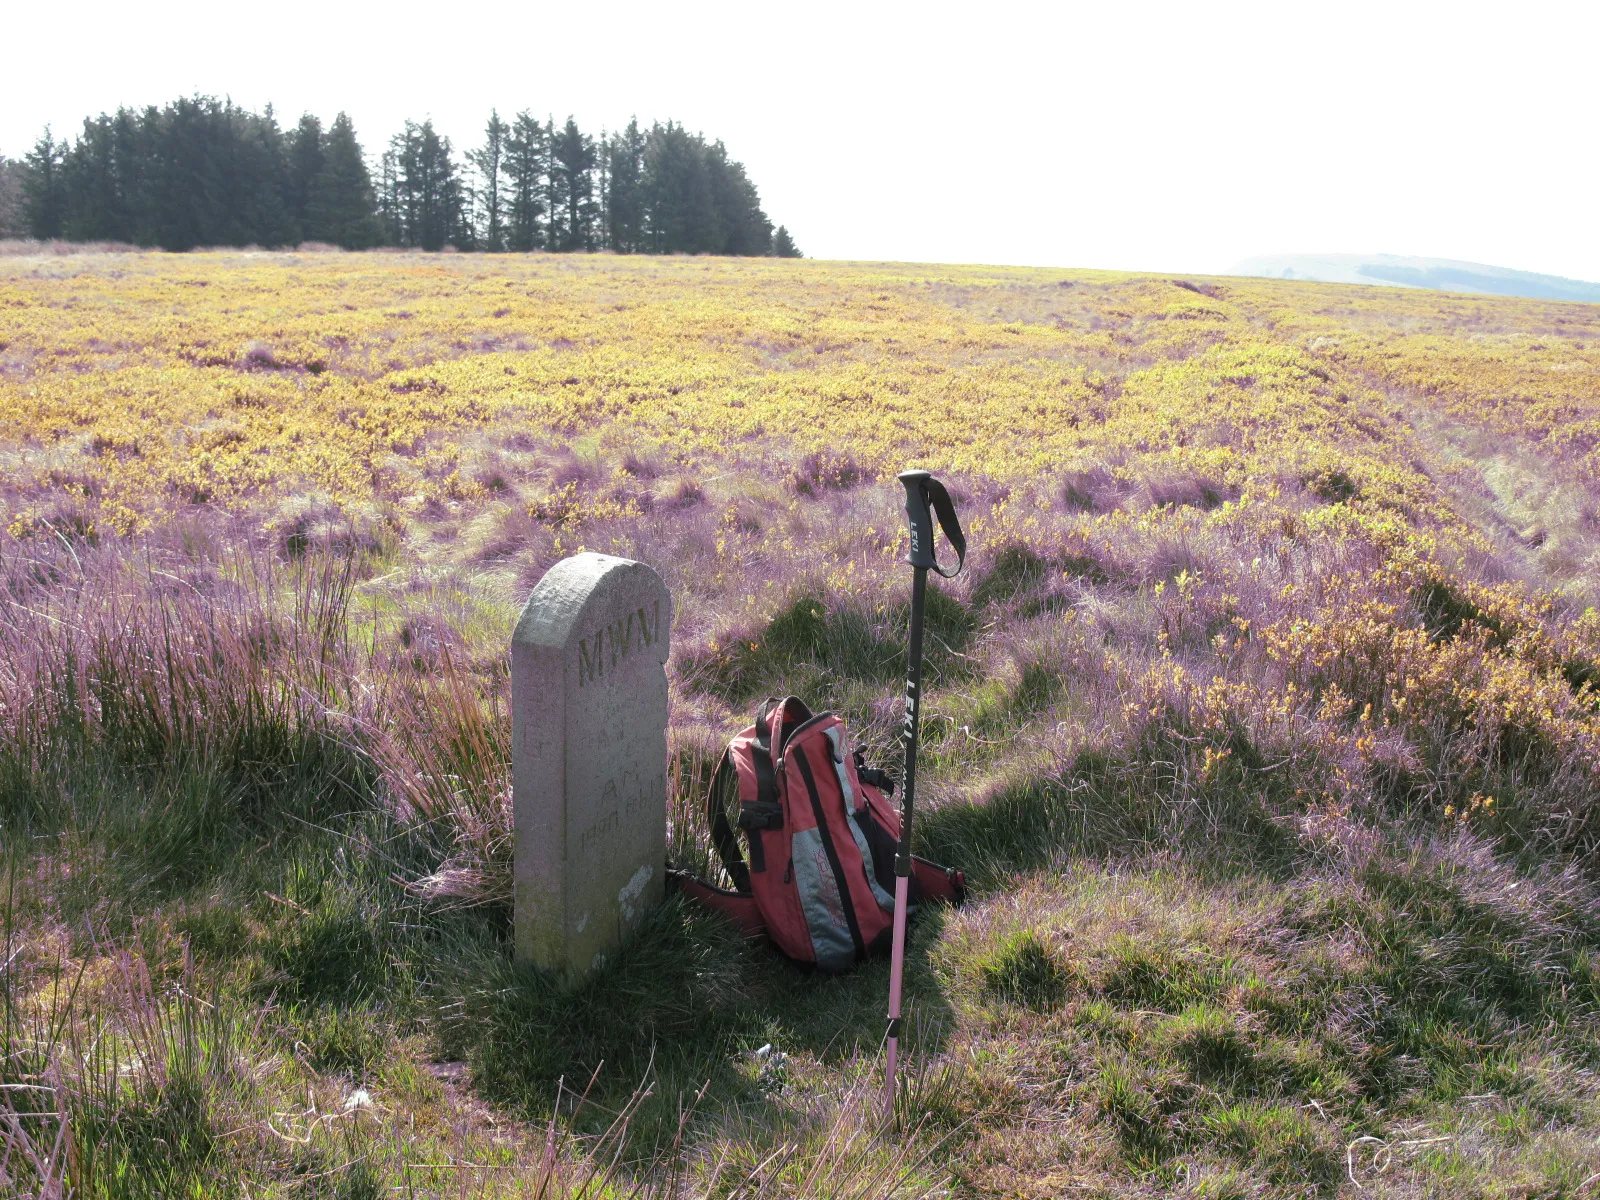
5, 0, 1597, 280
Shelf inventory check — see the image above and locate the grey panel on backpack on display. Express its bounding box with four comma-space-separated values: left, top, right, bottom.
790, 825, 856, 972
826, 726, 895, 912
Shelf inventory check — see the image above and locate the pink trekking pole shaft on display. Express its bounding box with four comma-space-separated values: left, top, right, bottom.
885, 470, 964, 1118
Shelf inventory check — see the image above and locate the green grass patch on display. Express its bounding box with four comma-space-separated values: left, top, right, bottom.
977, 929, 1073, 1009
682, 587, 977, 709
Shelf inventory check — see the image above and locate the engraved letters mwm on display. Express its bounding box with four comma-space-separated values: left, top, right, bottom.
576, 599, 661, 686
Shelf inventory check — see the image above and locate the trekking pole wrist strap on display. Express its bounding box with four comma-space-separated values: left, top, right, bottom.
924, 477, 966, 579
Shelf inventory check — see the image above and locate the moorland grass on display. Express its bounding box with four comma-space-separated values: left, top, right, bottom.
7, 528, 1600, 1197
4, 251, 1600, 1196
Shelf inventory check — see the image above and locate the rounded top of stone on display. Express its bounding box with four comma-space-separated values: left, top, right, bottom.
512, 552, 670, 650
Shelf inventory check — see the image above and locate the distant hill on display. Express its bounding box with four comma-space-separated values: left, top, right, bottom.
1230, 253, 1600, 303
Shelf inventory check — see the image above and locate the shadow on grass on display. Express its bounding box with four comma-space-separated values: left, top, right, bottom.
969, 540, 1111, 617
431, 894, 958, 1147
1300, 848, 1600, 1084
917, 750, 1301, 893
1, 753, 378, 955
679, 589, 977, 711
2, 740, 958, 1156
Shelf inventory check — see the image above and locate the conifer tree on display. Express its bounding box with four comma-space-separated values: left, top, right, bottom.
376, 147, 402, 245
468, 110, 508, 252
62, 113, 139, 242
94, 109, 144, 242
641, 121, 700, 253
550, 117, 598, 251
637, 122, 771, 255
307, 113, 381, 248
134, 97, 295, 250
22, 129, 66, 240
606, 118, 645, 254
773, 225, 801, 257
0, 156, 23, 239
704, 139, 771, 255
596, 127, 609, 251
222, 102, 296, 248
139, 98, 214, 249
390, 120, 468, 250
544, 114, 560, 251
503, 111, 546, 251
286, 113, 324, 242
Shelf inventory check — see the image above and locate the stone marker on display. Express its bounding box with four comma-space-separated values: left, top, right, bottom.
512, 552, 672, 976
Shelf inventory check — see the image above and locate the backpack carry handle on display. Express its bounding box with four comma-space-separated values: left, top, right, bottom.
898, 470, 966, 578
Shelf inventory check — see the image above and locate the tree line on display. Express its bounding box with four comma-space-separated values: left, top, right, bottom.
10, 97, 802, 257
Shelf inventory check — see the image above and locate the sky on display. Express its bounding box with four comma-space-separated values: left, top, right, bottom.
5, 0, 1597, 281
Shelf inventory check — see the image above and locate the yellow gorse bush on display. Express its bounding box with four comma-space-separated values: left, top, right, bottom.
2, 248, 1598, 828
2, 250, 1594, 535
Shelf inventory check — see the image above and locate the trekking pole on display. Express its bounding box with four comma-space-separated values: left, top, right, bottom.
885, 469, 965, 1119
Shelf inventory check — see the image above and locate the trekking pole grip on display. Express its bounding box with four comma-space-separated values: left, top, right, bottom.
897, 470, 966, 578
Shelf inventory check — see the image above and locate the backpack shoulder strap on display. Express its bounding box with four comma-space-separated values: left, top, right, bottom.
705, 749, 751, 893
705, 698, 815, 894
752, 699, 781, 810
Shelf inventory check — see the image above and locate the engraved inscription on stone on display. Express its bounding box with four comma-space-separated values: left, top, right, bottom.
511, 553, 671, 978
578, 769, 651, 856
577, 601, 662, 686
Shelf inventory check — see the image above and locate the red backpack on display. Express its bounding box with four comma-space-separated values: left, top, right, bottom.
670, 696, 965, 971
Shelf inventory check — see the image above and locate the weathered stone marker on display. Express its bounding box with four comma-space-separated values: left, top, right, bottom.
512, 552, 671, 976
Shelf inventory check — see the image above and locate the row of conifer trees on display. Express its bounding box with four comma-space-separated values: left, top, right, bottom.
5, 97, 801, 257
